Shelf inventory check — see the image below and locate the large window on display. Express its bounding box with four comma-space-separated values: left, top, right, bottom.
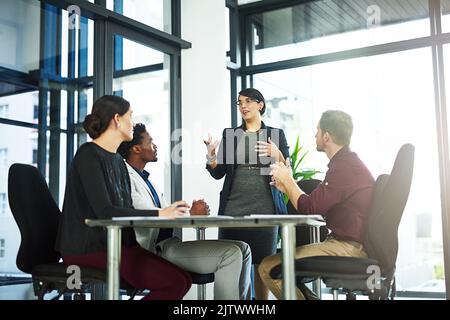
254, 48, 443, 292
107, 0, 171, 33
248, 0, 430, 65
112, 35, 171, 198
0, 0, 187, 281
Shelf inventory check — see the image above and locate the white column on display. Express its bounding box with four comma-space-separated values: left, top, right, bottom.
181, 0, 229, 300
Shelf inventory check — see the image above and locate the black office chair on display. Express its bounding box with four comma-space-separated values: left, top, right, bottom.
270, 144, 415, 300
8, 163, 136, 300
8, 163, 214, 300
189, 272, 214, 300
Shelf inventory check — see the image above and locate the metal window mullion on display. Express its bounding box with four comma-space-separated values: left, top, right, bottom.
49, 89, 61, 201
47, 5, 63, 201
171, 0, 181, 38
66, 13, 77, 169
94, 19, 113, 99
37, 2, 58, 177
230, 69, 238, 127
240, 36, 434, 76
429, 0, 450, 300
76, 16, 89, 151
170, 53, 182, 203
114, 0, 123, 72
229, 1, 240, 127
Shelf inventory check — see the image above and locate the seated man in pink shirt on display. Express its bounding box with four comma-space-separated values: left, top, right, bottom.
259, 110, 375, 300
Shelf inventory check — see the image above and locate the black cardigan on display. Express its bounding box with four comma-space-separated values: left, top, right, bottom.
56, 143, 158, 255
206, 122, 290, 215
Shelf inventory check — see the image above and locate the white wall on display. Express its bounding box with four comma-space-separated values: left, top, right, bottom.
181, 0, 229, 299
181, 0, 229, 227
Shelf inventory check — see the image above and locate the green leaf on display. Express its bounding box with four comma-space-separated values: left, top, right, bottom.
294, 150, 308, 172
291, 136, 300, 168
293, 172, 301, 180
283, 193, 289, 205
284, 135, 320, 202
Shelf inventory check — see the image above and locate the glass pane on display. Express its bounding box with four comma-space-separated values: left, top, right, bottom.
115, 36, 165, 70
443, 45, 450, 246
0, 0, 40, 104
0, 1, 93, 279
442, 0, 450, 33
0, 91, 39, 124
0, 125, 37, 274
251, 0, 430, 65
226, 7, 231, 60
253, 47, 445, 294
61, 11, 94, 78
113, 37, 171, 201
0, 0, 40, 73
76, 88, 94, 123
107, 0, 171, 33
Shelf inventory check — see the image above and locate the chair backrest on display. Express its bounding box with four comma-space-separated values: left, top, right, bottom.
8, 163, 61, 273
297, 179, 322, 195
364, 144, 415, 275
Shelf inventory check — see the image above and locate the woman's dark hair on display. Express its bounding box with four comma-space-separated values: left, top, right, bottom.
83, 95, 130, 139
239, 88, 266, 115
117, 123, 147, 159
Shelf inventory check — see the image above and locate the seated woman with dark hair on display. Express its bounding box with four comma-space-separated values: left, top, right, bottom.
56, 95, 192, 300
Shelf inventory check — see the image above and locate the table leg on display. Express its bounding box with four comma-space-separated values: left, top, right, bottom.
196, 227, 206, 241
312, 225, 322, 298
281, 223, 296, 300
195, 227, 207, 300
107, 226, 121, 300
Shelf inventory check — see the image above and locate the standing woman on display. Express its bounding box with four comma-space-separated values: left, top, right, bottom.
204, 88, 289, 300
56, 95, 192, 300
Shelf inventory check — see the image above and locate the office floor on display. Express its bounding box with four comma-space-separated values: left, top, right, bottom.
0, 283, 443, 300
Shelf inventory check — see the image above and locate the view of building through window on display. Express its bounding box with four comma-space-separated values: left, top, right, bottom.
250, 12, 445, 293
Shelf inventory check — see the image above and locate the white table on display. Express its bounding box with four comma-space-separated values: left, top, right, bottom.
85, 215, 325, 300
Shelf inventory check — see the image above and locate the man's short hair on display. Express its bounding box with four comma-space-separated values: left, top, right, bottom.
319, 110, 353, 146
117, 123, 147, 159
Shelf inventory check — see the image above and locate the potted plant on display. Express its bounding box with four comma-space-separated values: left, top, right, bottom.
283, 135, 321, 208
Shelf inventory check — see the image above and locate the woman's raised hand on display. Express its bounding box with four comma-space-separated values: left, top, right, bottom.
256, 137, 283, 161
203, 133, 219, 158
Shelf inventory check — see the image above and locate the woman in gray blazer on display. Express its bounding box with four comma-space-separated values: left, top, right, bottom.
204, 88, 289, 300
